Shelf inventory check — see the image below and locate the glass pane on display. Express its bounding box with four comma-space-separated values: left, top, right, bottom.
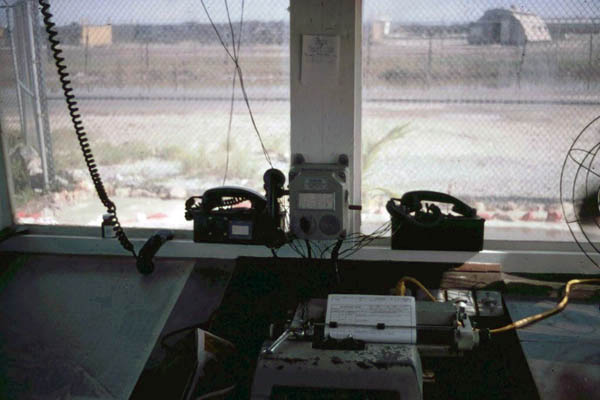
362, 1, 600, 240
0, 0, 289, 229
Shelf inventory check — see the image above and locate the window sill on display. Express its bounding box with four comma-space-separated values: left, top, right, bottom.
2, 225, 599, 275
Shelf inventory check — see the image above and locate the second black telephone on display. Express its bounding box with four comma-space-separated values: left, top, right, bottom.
386, 191, 485, 251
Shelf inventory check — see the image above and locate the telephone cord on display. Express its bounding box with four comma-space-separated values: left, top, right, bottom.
38, 0, 137, 258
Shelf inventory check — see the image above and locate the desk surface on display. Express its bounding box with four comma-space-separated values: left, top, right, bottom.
504, 296, 600, 400
0, 254, 194, 400
2, 254, 599, 400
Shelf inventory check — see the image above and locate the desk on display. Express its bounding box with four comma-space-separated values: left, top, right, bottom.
504, 296, 600, 400
0, 254, 194, 400
6, 254, 595, 400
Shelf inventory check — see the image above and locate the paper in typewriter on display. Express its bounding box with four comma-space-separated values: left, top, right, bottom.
324, 295, 416, 344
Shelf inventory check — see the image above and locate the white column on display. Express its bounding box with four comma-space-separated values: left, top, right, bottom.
290, 0, 362, 233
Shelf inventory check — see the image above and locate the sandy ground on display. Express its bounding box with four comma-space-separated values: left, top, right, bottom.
41, 96, 599, 201
7, 94, 596, 242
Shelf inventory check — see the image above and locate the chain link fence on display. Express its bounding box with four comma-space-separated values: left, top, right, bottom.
361, 0, 600, 237
2, 0, 290, 227
0, 0, 599, 238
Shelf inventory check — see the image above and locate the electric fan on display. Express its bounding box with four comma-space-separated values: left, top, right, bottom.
560, 115, 600, 269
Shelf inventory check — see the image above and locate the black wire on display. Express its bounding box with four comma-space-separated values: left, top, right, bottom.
310, 240, 325, 258
221, 0, 244, 185
271, 248, 278, 258
331, 239, 343, 285
200, 0, 273, 168
287, 238, 306, 258
224, 0, 238, 60
38, 0, 137, 259
305, 240, 312, 259
199, 0, 235, 60
222, 70, 236, 185
338, 221, 393, 259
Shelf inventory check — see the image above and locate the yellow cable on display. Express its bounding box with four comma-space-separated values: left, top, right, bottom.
393, 277, 600, 334
489, 278, 600, 334
395, 277, 437, 302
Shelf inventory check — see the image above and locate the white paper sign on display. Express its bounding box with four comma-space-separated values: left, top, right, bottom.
325, 295, 417, 344
301, 34, 339, 85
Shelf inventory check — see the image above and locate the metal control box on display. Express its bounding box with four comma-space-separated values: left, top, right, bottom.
289, 159, 349, 240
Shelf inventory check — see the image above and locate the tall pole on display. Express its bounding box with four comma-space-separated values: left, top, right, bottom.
426, 31, 433, 89
25, 1, 49, 189
84, 30, 89, 75
588, 30, 593, 90
7, 5, 27, 144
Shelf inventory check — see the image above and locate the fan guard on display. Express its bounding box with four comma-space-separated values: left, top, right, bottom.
560, 115, 600, 269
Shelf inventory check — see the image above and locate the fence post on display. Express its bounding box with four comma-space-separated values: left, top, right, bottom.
144, 41, 149, 91
588, 31, 593, 90
426, 31, 433, 89
7, 6, 27, 145
26, 0, 53, 189
365, 22, 372, 90
173, 62, 178, 91
516, 39, 527, 89
84, 31, 89, 75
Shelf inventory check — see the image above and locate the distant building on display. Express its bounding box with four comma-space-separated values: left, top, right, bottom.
81, 25, 112, 47
545, 18, 600, 40
468, 8, 551, 45
370, 20, 391, 43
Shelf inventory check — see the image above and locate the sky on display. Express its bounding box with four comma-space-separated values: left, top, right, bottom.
2, 0, 600, 26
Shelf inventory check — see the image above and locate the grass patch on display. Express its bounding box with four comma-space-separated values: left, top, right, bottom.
155, 139, 260, 180
362, 123, 410, 176
52, 128, 157, 170
361, 124, 411, 211
50, 124, 262, 183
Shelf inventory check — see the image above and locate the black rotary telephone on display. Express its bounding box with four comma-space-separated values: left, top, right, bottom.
184, 169, 287, 247
386, 191, 484, 251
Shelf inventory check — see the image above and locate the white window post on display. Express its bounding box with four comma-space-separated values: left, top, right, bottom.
290, 0, 363, 234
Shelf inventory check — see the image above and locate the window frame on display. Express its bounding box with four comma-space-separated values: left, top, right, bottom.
0, 1, 598, 275
0, 126, 15, 232
2, 223, 600, 276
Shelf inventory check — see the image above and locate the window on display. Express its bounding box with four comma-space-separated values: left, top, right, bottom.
361, 1, 600, 241
1, 0, 289, 229
1, 1, 599, 243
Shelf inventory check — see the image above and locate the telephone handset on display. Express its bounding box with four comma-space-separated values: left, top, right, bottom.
386, 191, 477, 228
387, 191, 484, 251
191, 186, 268, 214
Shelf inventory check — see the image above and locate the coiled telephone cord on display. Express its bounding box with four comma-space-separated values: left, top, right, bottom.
38, 0, 137, 259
